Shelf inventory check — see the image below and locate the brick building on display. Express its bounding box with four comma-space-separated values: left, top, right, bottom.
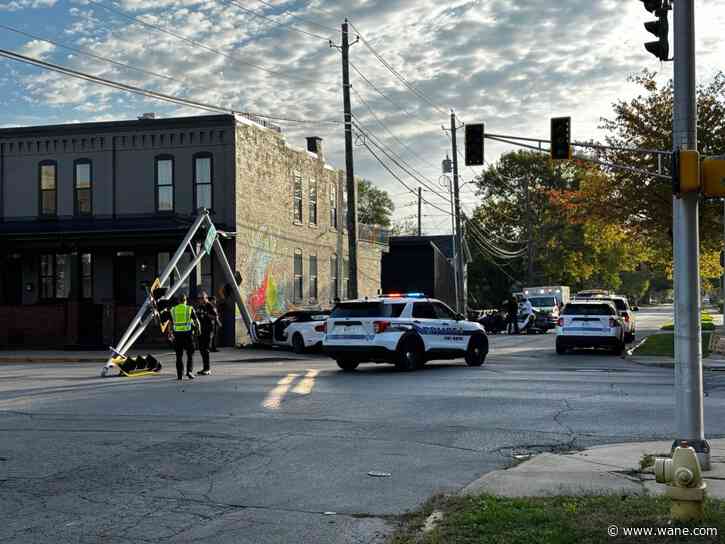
0, 114, 386, 348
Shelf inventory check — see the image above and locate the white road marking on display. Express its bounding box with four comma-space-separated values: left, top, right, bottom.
262, 373, 299, 409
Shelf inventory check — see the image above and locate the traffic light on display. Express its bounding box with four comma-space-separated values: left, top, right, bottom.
642, 0, 670, 61
702, 158, 725, 198
672, 149, 700, 194
550, 117, 571, 160
465, 123, 484, 166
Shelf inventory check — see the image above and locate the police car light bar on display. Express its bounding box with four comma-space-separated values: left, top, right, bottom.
382, 292, 425, 298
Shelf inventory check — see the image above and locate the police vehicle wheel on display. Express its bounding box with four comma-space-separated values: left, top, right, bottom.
396, 337, 424, 371
465, 335, 487, 367
336, 359, 359, 371
613, 341, 625, 356
292, 333, 306, 354
556, 344, 567, 355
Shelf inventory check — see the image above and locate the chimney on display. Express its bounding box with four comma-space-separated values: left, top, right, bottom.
138, 112, 156, 120
306, 136, 324, 160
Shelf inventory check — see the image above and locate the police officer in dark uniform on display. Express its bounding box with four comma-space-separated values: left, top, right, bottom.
195, 290, 220, 376
170, 293, 201, 380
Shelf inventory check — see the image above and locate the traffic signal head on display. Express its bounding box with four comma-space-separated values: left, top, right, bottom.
672, 150, 701, 195
465, 123, 484, 166
642, 1, 670, 61
550, 117, 571, 160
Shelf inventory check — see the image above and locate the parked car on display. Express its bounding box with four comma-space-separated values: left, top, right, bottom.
323, 293, 488, 371
556, 300, 625, 355
254, 310, 330, 353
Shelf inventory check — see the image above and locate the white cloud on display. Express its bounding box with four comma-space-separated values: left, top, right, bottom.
19, 39, 55, 60
0, 0, 56, 11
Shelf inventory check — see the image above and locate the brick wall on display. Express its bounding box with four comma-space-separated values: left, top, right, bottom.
232, 121, 385, 343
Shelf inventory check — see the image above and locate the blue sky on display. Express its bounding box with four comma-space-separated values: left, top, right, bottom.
1, 0, 724, 233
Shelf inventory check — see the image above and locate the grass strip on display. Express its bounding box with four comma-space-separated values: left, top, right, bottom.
633, 332, 712, 358
390, 494, 725, 544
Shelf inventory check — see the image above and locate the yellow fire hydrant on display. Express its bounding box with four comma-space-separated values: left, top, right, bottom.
654, 441, 707, 522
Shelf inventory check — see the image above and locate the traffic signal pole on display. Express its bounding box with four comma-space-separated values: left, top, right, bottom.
450, 111, 466, 314
672, 0, 710, 469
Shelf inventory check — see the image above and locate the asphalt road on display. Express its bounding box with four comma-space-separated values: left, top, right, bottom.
2, 305, 725, 543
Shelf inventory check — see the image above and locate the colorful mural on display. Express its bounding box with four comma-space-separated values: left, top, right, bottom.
243, 227, 287, 320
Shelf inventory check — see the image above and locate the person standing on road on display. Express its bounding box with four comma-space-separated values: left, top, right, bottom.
171, 293, 201, 380
195, 290, 220, 376
506, 296, 519, 335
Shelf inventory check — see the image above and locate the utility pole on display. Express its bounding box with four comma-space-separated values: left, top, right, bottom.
450, 111, 466, 314
331, 20, 360, 299
672, 0, 709, 469
417, 186, 422, 236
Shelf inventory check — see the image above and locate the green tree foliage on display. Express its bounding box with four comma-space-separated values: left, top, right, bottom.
357, 179, 394, 228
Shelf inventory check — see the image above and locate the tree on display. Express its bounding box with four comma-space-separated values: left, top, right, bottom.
357, 179, 394, 227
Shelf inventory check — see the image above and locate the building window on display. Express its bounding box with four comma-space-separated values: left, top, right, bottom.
330, 184, 337, 229
40, 254, 71, 299
293, 249, 303, 302
39, 161, 57, 216
293, 173, 303, 224
330, 255, 338, 301
194, 153, 212, 211
81, 253, 93, 299
309, 255, 318, 302
74, 159, 92, 216
155, 155, 174, 212
309, 178, 318, 226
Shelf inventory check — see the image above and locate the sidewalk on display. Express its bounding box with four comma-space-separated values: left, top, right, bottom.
0, 345, 314, 364
462, 439, 725, 499
626, 353, 725, 370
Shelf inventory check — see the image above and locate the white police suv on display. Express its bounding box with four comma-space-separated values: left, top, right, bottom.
555, 299, 625, 355
323, 294, 489, 371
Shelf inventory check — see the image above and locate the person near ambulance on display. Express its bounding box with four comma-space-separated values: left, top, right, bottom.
170, 294, 201, 381
519, 297, 536, 333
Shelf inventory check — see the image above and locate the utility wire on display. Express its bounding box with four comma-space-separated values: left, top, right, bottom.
357, 136, 452, 217
353, 119, 451, 203
350, 84, 439, 171
86, 0, 327, 86
0, 23, 181, 83
217, 0, 332, 41
348, 20, 448, 116
0, 48, 341, 126
254, 0, 339, 33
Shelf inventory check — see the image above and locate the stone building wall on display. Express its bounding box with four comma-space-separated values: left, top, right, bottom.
233, 120, 385, 341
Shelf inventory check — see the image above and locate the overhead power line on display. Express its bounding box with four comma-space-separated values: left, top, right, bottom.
348, 20, 448, 117
0, 23, 182, 83
357, 136, 452, 217
254, 0, 338, 33
0, 48, 341, 126
86, 0, 327, 86
217, 0, 332, 41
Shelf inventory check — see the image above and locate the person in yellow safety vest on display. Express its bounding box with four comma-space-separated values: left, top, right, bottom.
171, 294, 201, 380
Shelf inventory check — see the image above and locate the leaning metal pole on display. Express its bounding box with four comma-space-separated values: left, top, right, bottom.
672, 0, 709, 469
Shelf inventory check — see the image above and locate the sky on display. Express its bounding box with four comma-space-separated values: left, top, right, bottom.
1, 0, 724, 234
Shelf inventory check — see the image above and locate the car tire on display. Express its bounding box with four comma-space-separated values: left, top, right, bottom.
396, 336, 424, 371
465, 334, 488, 367
613, 340, 625, 356
555, 339, 567, 355
336, 359, 359, 371
291, 333, 306, 354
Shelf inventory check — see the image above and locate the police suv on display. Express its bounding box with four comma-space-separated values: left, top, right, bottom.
555, 299, 625, 355
323, 294, 489, 371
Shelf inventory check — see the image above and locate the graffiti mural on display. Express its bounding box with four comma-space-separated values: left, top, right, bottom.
243, 227, 288, 320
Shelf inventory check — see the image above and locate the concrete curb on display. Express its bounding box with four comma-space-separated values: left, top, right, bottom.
625, 354, 725, 370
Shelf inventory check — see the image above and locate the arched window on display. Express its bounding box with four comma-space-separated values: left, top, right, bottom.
155, 154, 174, 212
74, 159, 92, 216
38, 160, 57, 217
193, 152, 213, 210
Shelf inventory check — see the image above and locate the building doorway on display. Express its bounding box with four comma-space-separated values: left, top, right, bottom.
114, 251, 137, 305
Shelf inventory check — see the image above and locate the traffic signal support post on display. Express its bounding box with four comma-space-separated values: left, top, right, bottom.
671, 0, 710, 469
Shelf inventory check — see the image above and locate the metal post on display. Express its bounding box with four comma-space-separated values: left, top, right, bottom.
672, 0, 709, 469
525, 175, 533, 285
418, 186, 422, 236
341, 19, 359, 299
450, 111, 466, 314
